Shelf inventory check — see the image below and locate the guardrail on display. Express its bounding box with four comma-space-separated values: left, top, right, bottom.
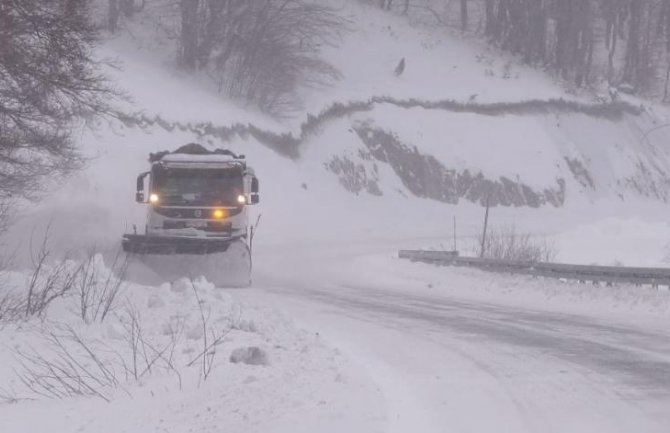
398, 250, 670, 287
398, 250, 459, 263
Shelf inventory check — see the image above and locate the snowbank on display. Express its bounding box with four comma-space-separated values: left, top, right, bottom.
0, 258, 382, 432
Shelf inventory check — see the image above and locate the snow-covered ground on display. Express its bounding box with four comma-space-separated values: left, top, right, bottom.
2, 2, 670, 432
0, 261, 384, 433
247, 240, 670, 433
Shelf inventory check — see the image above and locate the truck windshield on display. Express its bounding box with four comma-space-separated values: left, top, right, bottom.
153, 167, 243, 206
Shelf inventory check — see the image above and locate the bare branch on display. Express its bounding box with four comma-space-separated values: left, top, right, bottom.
1, 0, 117, 210
188, 279, 230, 382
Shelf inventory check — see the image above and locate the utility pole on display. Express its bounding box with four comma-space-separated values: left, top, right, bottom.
479, 194, 490, 258
453, 215, 457, 252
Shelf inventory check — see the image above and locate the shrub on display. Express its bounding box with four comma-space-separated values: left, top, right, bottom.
478, 225, 557, 262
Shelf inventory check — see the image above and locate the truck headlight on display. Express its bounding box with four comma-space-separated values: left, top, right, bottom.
237, 194, 246, 204
149, 193, 159, 204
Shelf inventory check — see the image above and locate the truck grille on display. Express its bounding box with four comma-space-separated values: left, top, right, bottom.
154, 207, 242, 219
163, 221, 232, 233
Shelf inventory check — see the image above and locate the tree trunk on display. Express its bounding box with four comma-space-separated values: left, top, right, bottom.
608, 19, 618, 85
485, 0, 495, 37
623, 0, 642, 87
663, 0, 670, 100
198, 0, 226, 68
524, 0, 547, 64
663, 57, 670, 101
180, 0, 200, 70
121, 0, 134, 17
108, 0, 119, 33
554, 0, 575, 79
586, 37, 595, 85
496, 0, 509, 41
460, 0, 468, 31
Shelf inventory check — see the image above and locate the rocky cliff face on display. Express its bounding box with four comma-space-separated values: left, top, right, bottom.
318, 104, 670, 208
340, 125, 566, 207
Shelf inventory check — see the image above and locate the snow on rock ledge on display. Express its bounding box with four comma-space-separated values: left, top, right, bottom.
347, 123, 565, 207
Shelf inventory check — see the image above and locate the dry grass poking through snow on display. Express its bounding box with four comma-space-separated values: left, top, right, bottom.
476, 225, 557, 262
0, 233, 126, 325
0, 259, 351, 418
0, 275, 233, 402
0, 230, 373, 430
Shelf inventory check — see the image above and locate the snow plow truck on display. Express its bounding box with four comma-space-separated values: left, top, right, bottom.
122, 143, 260, 287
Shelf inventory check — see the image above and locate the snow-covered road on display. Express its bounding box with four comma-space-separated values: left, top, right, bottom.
243, 241, 670, 433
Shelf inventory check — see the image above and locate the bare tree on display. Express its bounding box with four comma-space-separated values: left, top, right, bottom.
176, 0, 345, 113
24, 227, 80, 318
477, 225, 557, 262
108, 0, 146, 32
662, 0, 670, 100
179, 0, 200, 69
0, 0, 115, 228
108, 0, 120, 32
121, 0, 145, 17
461, 0, 468, 31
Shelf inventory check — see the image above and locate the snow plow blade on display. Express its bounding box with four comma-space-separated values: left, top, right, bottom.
122, 235, 252, 288
122, 234, 238, 255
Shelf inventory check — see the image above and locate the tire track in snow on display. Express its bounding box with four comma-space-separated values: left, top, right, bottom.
248, 270, 670, 432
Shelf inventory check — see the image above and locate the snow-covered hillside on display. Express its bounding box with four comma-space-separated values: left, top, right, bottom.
94, 1, 670, 212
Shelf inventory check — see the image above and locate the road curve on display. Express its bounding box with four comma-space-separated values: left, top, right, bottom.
247, 243, 670, 433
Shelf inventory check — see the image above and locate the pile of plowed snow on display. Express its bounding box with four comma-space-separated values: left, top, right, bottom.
0, 257, 382, 432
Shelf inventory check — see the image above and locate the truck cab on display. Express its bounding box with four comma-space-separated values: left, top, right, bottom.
134, 144, 259, 240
